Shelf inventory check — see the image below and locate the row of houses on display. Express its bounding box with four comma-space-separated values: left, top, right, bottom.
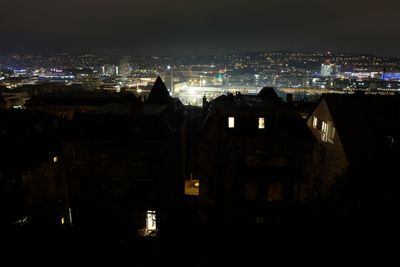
197, 89, 400, 226
1, 77, 186, 240
1, 78, 399, 238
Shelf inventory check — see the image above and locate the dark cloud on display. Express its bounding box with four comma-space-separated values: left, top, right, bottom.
1, 0, 400, 56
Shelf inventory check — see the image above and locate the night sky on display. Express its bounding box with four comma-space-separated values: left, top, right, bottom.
2, 0, 400, 56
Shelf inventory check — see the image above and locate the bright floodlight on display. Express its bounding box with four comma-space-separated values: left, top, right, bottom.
188, 87, 196, 95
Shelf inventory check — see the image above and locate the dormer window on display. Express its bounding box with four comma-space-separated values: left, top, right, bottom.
321, 121, 329, 142
228, 117, 235, 128
312, 116, 318, 128
258, 117, 265, 129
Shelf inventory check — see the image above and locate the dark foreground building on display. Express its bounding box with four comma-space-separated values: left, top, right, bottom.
2, 83, 400, 265
22, 77, 186, 241
307, 93, 400, 205
198, 88, 315, 226
67, 78, 186, 240
26, 90, 138, 120
0, 109, 67, 228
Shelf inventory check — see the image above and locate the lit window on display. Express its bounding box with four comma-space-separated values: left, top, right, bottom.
328, 126, 336, 144
146, 210, 157, 231
258, 117, 265, 129
321, 121, 329, 142
228, 117, 235, 128
312, 116, 318, 128
53, 156, 58, 163
185, 179, 199, 196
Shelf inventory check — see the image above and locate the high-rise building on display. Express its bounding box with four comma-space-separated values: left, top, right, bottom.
320, 62, 336, 77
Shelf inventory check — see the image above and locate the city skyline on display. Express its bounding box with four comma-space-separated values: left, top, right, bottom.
2, 0, 400, 57
2, 0, 400, 260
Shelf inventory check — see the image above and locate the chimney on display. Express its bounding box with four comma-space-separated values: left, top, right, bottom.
202, 95, 208, 109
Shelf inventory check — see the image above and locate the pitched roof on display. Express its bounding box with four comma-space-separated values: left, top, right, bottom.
322, 94, 400, 165
27, 91, 138, 106
257, 87, 280, 100
74, 98, 186, 139
146, 76, 171, 105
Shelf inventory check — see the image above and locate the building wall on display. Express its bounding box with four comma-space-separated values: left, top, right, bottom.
199, 103, 314, 225
307, 98, 349, 195
30, 105, 98, 120
64, 112, 185, 238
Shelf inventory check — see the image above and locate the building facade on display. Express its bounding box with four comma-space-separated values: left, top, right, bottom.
198, 88, 315, 226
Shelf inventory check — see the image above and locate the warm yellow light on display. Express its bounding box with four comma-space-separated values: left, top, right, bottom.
258, 117, 265, 129
53, 156, 58, 163
312, 116, 318, 128
228, 117, 235, 128
146, 210, 157, 231
185, 179, 199, 196
61, 217, 65, 225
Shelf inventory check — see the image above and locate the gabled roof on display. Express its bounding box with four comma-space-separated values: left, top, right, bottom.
74, 98, 186, 139
210, 90, 281, 110
257, 87, 280, 100
320, 94, 400, 165
146, 76, 171, 105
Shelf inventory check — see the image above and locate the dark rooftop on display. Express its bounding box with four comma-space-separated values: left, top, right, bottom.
26, 91, 139, 106
146, 76, 172, 105
320, 93, 400, 164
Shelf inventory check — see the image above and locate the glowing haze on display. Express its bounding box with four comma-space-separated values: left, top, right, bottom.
2, 0, 400, 56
